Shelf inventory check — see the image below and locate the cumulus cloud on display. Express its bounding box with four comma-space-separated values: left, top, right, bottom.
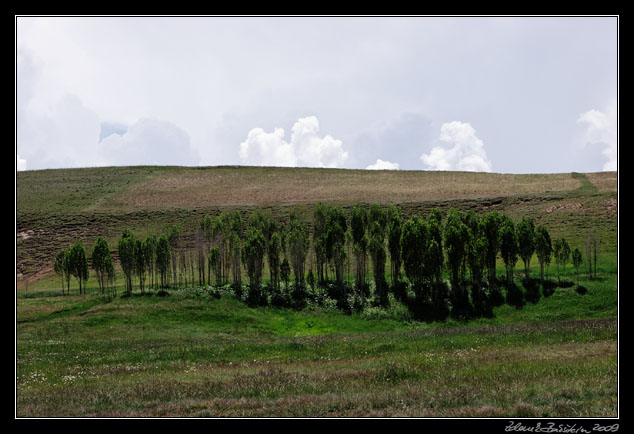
17, 154, 27, 171
366, 159, 400, 170
239, 116, 348, 168
577, 100, 617, 171
421, 121, 492, 172
239, 127, 296, 167
99, 118, 199, 166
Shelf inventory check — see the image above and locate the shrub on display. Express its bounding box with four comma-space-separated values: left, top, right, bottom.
488, 285, 506, 307
270, 287, 291, 308
576, 285, 588, 295
505, 281, 525, 309
542, 279, 557, 297
290, 283, 308, 310
523, 277, 541, 304
391, 279, 408, 302
246, 284, 267, 307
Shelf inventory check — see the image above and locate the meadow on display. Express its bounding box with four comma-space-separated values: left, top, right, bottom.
16, 166, 618, 418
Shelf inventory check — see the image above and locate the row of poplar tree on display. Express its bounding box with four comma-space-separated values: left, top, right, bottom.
53, 204, 598, 309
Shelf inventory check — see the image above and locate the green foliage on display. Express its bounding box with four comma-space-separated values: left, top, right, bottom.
535, 225, 552, 282
288, 213, 309, 286
572, 247, 583, 284
208, 246, 221, 287
480, 211, 502, 288
280, 258, 291, 290
444, 208, 470, 296
350, 205, 368, 246
229, 231, 242, 287
156, 235, 171, 288
368, 228, 388, 307
53, 249, 71, 295
553, 238, 571, 283
67, 240, 89, 295
516, 216, 536, 279
325, 206, 347, 284
386, 205, 403, 286
242, 226, 266, 290
118, 230, 137, 293
268, 232, 281, 290
143, 236, 157, 290
90, 237, 111, 295
134, 239, 147, 293
401, 215, 429, 298
499, 215, 518, 284
350, 205, 369, 292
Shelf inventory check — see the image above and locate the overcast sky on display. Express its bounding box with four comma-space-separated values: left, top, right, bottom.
16, 16, 618, 174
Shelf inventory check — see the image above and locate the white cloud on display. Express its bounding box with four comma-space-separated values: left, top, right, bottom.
239, 116, 348, 168
577, 100, 617, 171
421, 121, 492, 172
239, 127, 296, 167
366, 159, 399, 170
17, 154, 27, 171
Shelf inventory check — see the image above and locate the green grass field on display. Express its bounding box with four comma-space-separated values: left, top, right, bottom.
15, 166, 618, 417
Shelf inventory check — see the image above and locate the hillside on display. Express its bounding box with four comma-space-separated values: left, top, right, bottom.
16, 166, 617, 282
15, 166, 619, 417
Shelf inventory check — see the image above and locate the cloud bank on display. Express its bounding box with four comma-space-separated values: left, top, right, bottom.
421, 121, 492, 172
366, 159, 400, 170
239, 116, 348, 168
17, 154, 27, 171
99, 118, 199, 167
576, 100, 617, 171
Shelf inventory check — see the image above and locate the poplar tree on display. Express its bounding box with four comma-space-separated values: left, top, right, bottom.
156, 235, 171, 288
268, 232, 281, 290
135, 239, 146, 293
386, 205, 403, 286
91, 237, 111, 294
118, 230, 136, 294
164, 224, 182, 286
208, 246, 221, 287
480, 211, 502, 288
288, 213, 309, 286
499, 216, 518, 284
143, 236, 157, 290
427, 208, 444, 287
243, 226, 266, 290
326, 206, 347, 286
200, 214, 215, 285
54, 249, 69, 296
280, 257, 291, 290
401, 215, 429, 299
313, 203, 328, 283
535, 225, 552, 282
351, 205, 369, 291
444, 208, 469, 298
553, 238, 570, 283
516, 216, 536, 279
572, 247, 583, 285
68, 240, 89, 295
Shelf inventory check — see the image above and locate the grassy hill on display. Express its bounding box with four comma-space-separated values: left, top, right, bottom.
16, 166, 617, 281
15, 166, 618, 417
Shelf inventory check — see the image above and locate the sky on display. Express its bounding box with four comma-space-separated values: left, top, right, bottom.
15, 16, 618, 174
